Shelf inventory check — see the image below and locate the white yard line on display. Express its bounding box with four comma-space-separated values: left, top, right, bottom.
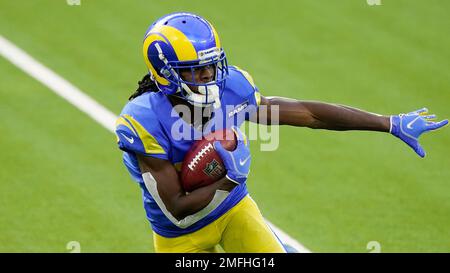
0, 36, 116, 132
266, 220, 311, 253
0, 34, 311, 253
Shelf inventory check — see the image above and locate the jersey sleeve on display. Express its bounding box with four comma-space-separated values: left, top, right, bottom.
232, 66, 262, 108
229, 66, 262, 122
115, 113, 170, 160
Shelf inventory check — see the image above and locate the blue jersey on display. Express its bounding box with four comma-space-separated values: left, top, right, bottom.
115, 66, 261, 237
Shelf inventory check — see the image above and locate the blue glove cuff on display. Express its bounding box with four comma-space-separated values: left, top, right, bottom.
390, 115, 402, 138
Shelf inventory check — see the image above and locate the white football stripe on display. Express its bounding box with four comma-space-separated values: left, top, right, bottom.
0, 34, 311, 253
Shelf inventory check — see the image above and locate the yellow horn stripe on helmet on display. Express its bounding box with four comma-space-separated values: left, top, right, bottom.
150, 25, 198, 61
142, 33, 170, 86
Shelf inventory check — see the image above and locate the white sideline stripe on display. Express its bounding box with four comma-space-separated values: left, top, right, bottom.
266, 220, 311, 253
0, 34, 311, 253
0, 35, 116, 133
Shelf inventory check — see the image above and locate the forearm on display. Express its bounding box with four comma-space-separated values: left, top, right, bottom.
299, 101, 391, 132
264, 97, 390, 132
173, 177, 235, 219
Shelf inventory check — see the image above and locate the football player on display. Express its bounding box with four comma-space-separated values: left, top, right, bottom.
115, 12, 448, 253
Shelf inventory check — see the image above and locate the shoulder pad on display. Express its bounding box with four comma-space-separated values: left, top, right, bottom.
115, 100, 169, 159
227, 66, 261, 106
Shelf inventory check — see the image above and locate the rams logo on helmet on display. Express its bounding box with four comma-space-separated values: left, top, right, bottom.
143, 12, 228, 108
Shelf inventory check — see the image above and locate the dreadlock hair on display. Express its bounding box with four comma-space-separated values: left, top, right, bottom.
128, 73, 159, 101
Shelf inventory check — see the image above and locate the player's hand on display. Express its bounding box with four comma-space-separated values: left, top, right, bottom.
390, 108, 448, 158
214, 126, 251, 184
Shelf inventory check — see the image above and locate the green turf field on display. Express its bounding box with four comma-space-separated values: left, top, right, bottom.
0, 0, 449, 252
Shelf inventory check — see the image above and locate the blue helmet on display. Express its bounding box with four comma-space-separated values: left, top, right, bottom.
143, 12, 228, 107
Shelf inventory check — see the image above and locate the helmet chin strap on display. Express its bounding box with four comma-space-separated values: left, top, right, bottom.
180, 83, 221, 109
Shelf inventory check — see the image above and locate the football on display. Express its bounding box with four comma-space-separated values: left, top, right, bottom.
180, 129, 237, 192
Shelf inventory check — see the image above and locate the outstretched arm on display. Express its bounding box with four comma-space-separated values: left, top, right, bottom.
257, 96, 390, 131
254, 95, 448, 157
